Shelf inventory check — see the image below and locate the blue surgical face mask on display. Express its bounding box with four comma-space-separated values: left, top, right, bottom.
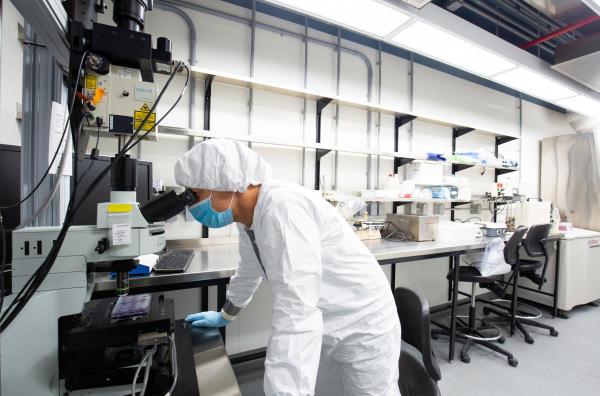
189, 192, 234, 228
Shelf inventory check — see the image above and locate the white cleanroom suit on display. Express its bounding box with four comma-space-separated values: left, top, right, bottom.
175, 139, 401, 395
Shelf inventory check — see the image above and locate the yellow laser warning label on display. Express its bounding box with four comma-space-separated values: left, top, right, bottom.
85, 75, 97, 89
107, 203, 133, 213
133, 102, 156, 132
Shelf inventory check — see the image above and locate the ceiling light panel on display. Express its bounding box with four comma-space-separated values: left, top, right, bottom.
262, 0, 411, 38
389, 21, 516, 77
582, 0, 600, 15
555, 95, 600, 118
492, 67, 578, 102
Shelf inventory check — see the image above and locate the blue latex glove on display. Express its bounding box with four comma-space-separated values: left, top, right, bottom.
185, 311, 230, 328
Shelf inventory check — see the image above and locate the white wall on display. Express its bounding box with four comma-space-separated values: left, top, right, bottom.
0, 1, 23, 146
7, 0, 575, 354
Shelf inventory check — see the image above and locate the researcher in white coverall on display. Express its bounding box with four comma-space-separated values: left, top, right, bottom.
175, 138, 401, 396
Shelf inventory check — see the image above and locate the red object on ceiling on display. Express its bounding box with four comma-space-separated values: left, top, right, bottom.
519, 14, 600, 49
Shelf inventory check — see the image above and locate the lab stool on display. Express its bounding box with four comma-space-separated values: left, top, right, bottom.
432, 266, 518, 367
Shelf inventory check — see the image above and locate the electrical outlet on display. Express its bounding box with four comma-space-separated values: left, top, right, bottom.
470, 203, 482, 215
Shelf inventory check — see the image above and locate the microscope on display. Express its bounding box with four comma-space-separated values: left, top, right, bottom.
0, 1, 197, 395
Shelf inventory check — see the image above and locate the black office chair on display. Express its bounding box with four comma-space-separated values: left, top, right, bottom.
394, 287, 441, 396
431, 228, 528, 367
483, 224, 559, 343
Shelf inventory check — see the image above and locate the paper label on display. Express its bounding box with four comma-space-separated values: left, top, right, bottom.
112, 223, 132, 246
156, 62, 170, 73
134, 83, 155, 102
107, 203, 133, 213
85, 75, 97, 89
133, 102, 156, 132
117, 68, 132, 79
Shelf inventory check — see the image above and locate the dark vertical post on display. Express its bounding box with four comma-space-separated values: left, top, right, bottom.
203, 74, 215, 130
314, 98, 332, 190
217, 283, 227, 342
449, 254, 460, 362
553, 240, 560, 318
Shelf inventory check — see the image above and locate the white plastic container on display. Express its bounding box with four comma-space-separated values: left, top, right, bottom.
406, 162, 444, 185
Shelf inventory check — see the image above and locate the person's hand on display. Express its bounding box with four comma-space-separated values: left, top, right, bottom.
185, 311, 231, 328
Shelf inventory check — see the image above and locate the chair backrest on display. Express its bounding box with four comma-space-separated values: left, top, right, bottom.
522, 224, 551, 257
394, 287, 441, 382
504, 226, 529, 265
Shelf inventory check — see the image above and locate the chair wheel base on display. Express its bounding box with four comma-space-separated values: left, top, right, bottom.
508, 358, 518, 367
525, 336, 535, 344
498, 336, 505, 344
550, 329, 559, 337
460, 353, 471, 364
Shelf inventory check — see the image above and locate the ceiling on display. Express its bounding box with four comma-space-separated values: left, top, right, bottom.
431, 0, 600, 64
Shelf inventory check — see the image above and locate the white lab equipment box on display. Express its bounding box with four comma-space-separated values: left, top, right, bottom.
405, 162, 445, 185
518, 228, 600, 313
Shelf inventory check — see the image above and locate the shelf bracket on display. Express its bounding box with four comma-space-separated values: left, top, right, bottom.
452, 126, 475, 155
452, 163, 474, 173
395, 114, 417, 130
452, 126, 475, 140
316, 148, 332, 161
314, 98, 333, 190
203, 74, 215, 130
450, 201, 471, 209
394, 156, 414, 173
495, 135, 518, 146
393, 114, 416, 174
495, 167, 518, 179
314, 148, 332, 190
494, 135, 518, 164
316, 97, 333, 142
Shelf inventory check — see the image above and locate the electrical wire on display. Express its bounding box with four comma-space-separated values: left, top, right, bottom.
0, 60, 184, 333
16, 135, 69, 229
454, 216, 482, 223
0, 117, 87, 319
72, 59, 184, 215
381, 221, 407, 242
77, 122, 101, 184
0, 52, 87, 318
131, 345, 157, 396
124, 64, 190, 153
165, 334, 179, 396
0, 52, 88, 211
140, 345, 156, 396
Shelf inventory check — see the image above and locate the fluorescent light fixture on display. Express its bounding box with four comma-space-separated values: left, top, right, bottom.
389, 21, 515, 77
492, 67, 578, 102
262, 0, 411, 38
555, 95, 600, 118
582, 0, 600, 15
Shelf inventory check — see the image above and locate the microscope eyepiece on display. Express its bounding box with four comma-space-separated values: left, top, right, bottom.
139, 188, 198, 223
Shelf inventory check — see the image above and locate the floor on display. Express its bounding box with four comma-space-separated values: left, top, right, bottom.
233, 301, 600, 396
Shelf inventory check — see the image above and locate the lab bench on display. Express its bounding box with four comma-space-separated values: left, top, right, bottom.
93, 233, 563, 363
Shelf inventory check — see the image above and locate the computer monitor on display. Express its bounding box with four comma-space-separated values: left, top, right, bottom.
0, 144, 20, 295
71, 155, 153, 225
0, 145, 21, 230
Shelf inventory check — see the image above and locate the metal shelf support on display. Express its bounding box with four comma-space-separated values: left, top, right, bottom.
393, 114, 417, 173
494, 135, 518, 182
203, 74, 215, 130
314, 98, 333, 190
452, 163, 474, 173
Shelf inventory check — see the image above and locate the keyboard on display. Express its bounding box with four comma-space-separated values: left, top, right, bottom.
154, 250, 195, 273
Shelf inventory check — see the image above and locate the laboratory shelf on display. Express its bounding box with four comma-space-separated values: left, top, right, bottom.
323, 191, 472, 204
409, 158, 519, 173
190, 66, 520, 140
159, 125, 422, 159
